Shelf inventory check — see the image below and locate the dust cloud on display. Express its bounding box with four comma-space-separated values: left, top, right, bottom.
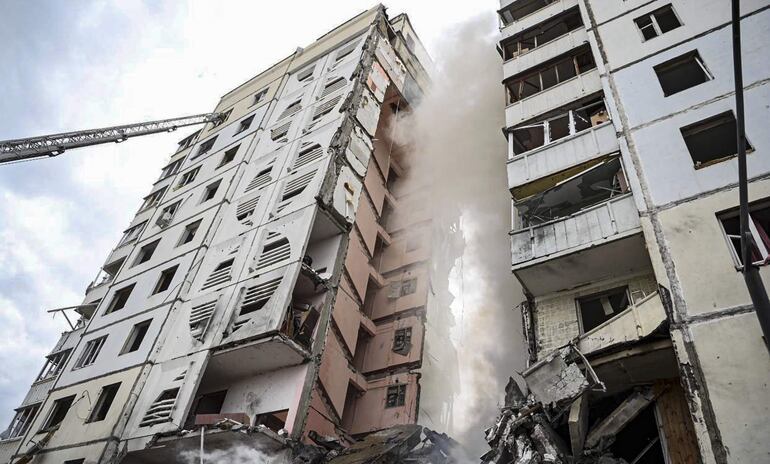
393, 13, 527, 455
181, 444, 287, 464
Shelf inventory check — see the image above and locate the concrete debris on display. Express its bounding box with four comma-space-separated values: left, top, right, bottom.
480, 346, 640, 464
291, 425, 466, 464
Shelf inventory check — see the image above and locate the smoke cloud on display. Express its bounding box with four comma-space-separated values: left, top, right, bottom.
394, 13, 527, 454
181, 444, 289, 464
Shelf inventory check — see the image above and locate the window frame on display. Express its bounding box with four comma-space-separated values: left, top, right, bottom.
718, 201, 770, 268
7, 403, 41, 438
105, 284, 135, 314
73, 336, 108, 369
576, 286, 631, 334
177, 166, 201, 188
633, 4, 682, 42
201, 180, 221, 204
85, 382, 121, 423
120, 319, 152, 355
385, 384, 407, 408
40, 395, 76, 432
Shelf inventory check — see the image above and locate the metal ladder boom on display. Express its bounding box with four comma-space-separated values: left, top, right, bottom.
0, 112, 222, 165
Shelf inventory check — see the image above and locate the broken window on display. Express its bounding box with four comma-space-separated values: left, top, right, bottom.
36, 349, 72, 382
219, 145, 239, 168
393, 327, 413, 355
577, 287, 630, 333
681, 111, 750, 168
156, 201, 181, 228
506, 49, 595, 103
152, 265, 178, 295
118, 221, 146, 247
133, 239, 160, 266
634, 4, 681, 41
7, 404, 40, 438
719, 201, 770, 266
140, 187, 167, 211
511, 98, 609, 156
235, 115, 255, 135
400, 279, 417, 296
193, 390, 227, 416
499, 0, 557, 26
176, 130, 200, 152
158, 158, 184, 181
502, 9, 583, 60
252, 88, 268, 106
121, 319, 152, 354
178, 219, 202, 246
194, 136, 218, 158
74, 336, 107, 368
516, 157, 626, 225
654, 51, 712, 96
211, 109, 231, 129
385, 384, 407, 408
177, 167, 200, 188
105, 284, 135, 314
86, 382, 121, 423
201, 180, 221, 203
41, 395, 75, 431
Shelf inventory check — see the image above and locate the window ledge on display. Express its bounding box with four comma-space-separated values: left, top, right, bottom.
507, 120, 613, 163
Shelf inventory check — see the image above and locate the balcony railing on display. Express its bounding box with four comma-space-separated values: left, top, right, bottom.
506, 68, 602, 128
501, 0, 580, 40
507, 121, 618, 191
511, 193, 640, 267
503, 28, 589, 79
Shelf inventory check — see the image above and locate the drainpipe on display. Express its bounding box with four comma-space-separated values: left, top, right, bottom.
732, 0, 770, 353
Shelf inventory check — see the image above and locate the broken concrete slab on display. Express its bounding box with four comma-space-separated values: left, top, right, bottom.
584, 387, 659, 451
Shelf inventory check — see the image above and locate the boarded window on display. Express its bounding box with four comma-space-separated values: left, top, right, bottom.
681, 111, 751, 168
654, 51, 711, 96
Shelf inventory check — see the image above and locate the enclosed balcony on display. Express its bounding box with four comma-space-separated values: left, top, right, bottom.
505, 47, 601, 127
507, 98, 618, 195
510, 159, 648, 296
500, 0, 580, 40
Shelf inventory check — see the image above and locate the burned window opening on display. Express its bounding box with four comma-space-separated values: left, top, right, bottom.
516, 157, 626, 227
386, 384, 407, 408
681, 111, 751, 168
393, 327, 413, 355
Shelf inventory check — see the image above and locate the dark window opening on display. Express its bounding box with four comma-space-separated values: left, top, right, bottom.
219, 146, 239, 168
133, 239, 160, 266
719, 201, 770, 266
385, 385, 407, 408
41, 395, 76, 431
194, 390, 227, 415
255, 410, 288, 433
178, 220, 202, 246
86, 382, 121, 423
201, 180, 221, 203
506, 49, 594, 103
121, 319, 152, 354
393, 327, 413, 355
252, 89, 268, 106
654, 51, 711, 96
578, 286, 630, 333
153, 266, 178, 294
681, 111, 751, 168
195, 137, 218, 158
235, 115, 255, 135
106, 284, 135, 314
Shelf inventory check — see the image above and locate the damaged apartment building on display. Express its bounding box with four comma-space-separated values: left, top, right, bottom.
495, 0, 770, 463
0, 5, 462, 464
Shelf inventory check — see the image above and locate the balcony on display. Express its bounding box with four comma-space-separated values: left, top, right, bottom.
500, 0, 580, 40
577, 291, 668, 357
506, 67, 602, 127
511, 193, 649, 296
508, 121, 618, 194
503, 28, 589, 79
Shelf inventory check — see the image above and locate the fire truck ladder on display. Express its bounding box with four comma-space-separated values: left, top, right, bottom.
0, 112, 223, 165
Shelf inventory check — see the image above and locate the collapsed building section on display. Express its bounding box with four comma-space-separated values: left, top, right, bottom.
0, 6, 460, 464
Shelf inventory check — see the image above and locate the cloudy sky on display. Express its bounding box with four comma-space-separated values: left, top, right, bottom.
0, 0, 500, 431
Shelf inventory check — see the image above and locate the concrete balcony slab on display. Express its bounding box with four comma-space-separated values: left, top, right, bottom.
503, 28, 589, 79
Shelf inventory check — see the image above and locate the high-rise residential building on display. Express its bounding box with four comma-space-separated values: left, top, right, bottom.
0, 5, 459, 464
499, 0, 769, 462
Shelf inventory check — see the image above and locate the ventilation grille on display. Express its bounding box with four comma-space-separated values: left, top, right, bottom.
139, 388, 179, 427
255, 235, 290, 271
276, 170, 315, 213
172, 370, 187, 382
236, 195, 261, 222
312, 95, 342, 121
189, 300, 216, 340
232, 278, 282, 332
293, 143, 324, 170
201, 258, 234, 291
245, 164, 273, 192
320, 77, 347, 100
278, 101, 302, 121
271, 121, 292, 142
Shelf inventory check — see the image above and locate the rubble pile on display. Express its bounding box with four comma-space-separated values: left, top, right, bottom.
291, 425, 467, 464
480, 345, 647, 464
